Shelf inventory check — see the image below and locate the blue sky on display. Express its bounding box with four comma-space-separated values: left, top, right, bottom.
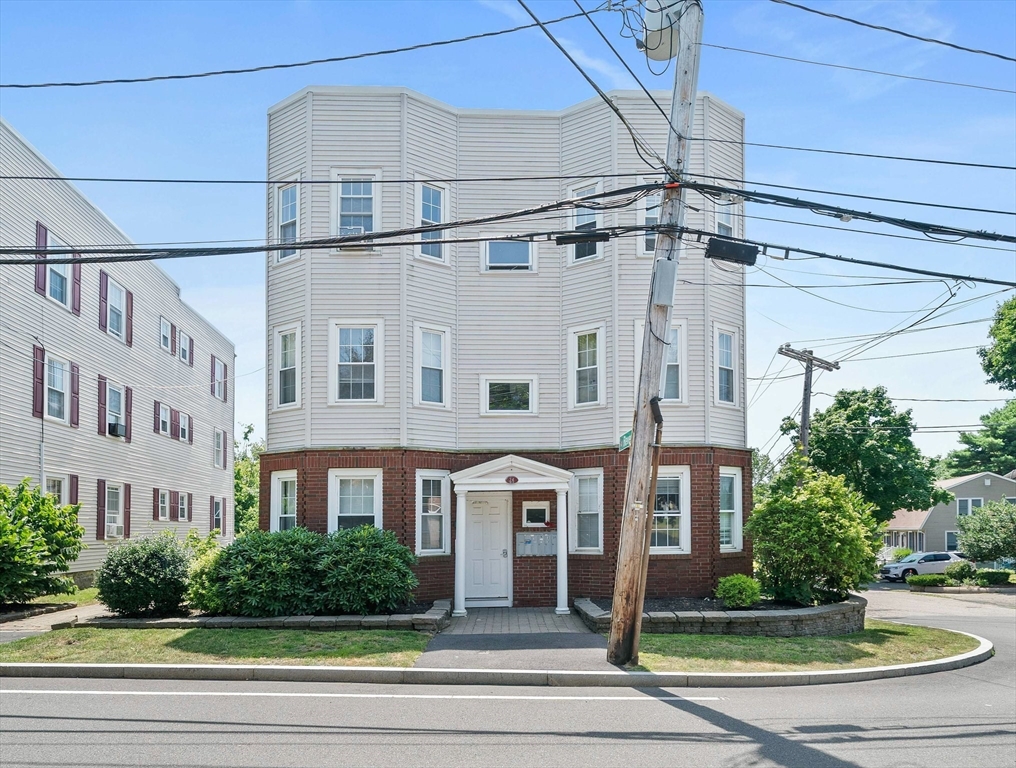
2, 0, 1013, 461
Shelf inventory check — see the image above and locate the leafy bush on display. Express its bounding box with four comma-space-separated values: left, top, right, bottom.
892, 548, 912, 562
714, 574, 761, 609
96, 533, 190, 616
319, 526, 419, 615
944, 560, 976, 582
906, 574, 947, 587
957, 500, 1016, 563
187, 547, 225, 614
745, 456, 882, 605
974, 569, 1014, 587
0, 480, 85, 605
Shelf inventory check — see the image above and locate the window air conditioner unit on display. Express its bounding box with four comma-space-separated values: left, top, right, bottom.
108, 421, 127, 438
106, 524, 123, 538
338, 225, 369, 250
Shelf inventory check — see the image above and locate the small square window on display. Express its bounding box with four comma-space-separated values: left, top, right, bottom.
523, 503, 549, 527
485, 240, 532, 271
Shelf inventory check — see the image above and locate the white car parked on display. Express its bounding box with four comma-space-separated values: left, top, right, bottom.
879, 551, 966, 582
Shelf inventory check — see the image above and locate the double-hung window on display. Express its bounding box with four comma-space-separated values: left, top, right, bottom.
719, 467, 743, 551
339, 178, 374, 236
158, 490, 170, 521
418, 328, 445, 406
957, 498, 983, 516
276, 327, 299, 407
416, 470, 450, 555
663, 326, 681, 400
569, 326, 603, 408
47, 233, 71, 307
716, 202, 734, 237
271, 471, 297, 531
160, 318, 172, 351
212, 498, 223, 531
179, 413, 190, 442
572, 184, 600, 261
107, 383, 124, 436
945, 531, 960, 551
214, 429, 225, 468
330, 320, 383, 404
328, 468, 383, 532
106, 484, 123, 539
46, 475, 67, 506
418, 183, 444, 260
278, 184, 298, 260
716, 327, 736, 405
159, 404, 170, 435
651, 467, 691, 553
178, 492, 189, 522
485, 241, 532, 271
179, 331, 191, 364
571, 470, 603, 553
482, 376, 536, 415
46, 356, 68, 423
213, 357, 226, 400
642, 189, 661, 254
107, 280, 126, 340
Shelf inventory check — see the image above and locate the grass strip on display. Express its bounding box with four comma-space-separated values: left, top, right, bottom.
632, 619, 978, 673
0, 628, 429, 667
29, 588, 99, 607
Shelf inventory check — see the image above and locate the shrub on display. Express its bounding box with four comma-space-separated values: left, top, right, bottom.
892, 548, 912, 562
187, 547, 225, 614
944, 560, 976, 582
906, 574, 947, 587
96, 533, 190, 616
957, 500, 1016, 563
974, 569, 1014, 587
745, 456, 882, 605
0, 480, 85, 605
319, 526, 419, 615
714, 574, 761, 609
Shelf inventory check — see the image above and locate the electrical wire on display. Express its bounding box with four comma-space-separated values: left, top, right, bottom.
787, 316, 993, 345
814, 393, 1009, 404
770, 0, 1016, 64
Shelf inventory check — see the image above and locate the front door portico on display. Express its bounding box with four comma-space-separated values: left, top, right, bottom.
449, 455, 573, 617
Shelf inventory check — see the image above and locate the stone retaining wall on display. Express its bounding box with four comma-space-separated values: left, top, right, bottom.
77, 599, 451, 633
573, 596, 866, 637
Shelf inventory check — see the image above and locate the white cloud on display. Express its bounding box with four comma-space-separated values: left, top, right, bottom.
557, 36, 637, 90
476, 0, 530, 25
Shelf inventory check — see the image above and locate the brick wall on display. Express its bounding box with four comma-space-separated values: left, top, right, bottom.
260, 445, 753, 606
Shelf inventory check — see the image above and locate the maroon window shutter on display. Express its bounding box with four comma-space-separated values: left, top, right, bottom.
188, 336, 194, 367
169, 490, 179, 521
70, 363, 80, 428
210, 355, 217, 395
97, 375, 107, 435
188, 492, 193, 521
96, 480, 106, 540
188, 415, 194, 444
123, 484, 132, 539
32, 345, 45, 418
153, 487, 160, 521
154, 400, 161, 433
210, 495, 216, 532
222, 432, 228, 469
34, 222, 47, 295
124, 386, 133, 443
222, 363, 228, 402
69, 475, 79, 505
222, 498, 228, 536
171, 324, 177, 355
125, 291, 134, 347
170, 409, 180, 440
71, 262, 82, 315
98, 271, 108, 331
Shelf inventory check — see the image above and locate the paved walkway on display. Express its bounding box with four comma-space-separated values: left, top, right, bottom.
444, 607, 589, 635
0, 603, 108, 644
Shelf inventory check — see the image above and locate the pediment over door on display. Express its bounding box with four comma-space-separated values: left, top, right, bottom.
449, 454, 573, 492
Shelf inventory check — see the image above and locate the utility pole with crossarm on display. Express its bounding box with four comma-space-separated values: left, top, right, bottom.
777, 344, 840, 456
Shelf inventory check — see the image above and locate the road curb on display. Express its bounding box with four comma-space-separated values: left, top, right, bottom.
0, 631, 993, 687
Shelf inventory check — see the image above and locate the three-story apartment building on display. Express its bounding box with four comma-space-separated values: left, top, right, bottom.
260, 87, 750, 613
0, 118, 236, 577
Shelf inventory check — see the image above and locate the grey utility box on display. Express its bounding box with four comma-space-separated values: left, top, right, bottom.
516, 531, 557, 557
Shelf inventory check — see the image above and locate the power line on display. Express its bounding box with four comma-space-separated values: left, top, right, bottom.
770, 0, 1016, 64
848, 345, 982, 362
699, 42, 1016, 95
814, 393, 1008, 403
788, 316, 992, 345
0, 8, 607, 89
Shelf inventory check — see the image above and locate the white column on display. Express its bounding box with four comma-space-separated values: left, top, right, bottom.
555, 487, 570, 615
453, 489, 467, 617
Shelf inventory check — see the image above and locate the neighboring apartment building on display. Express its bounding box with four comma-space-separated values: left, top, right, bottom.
0, 118, 235, 575
884, 471, 1016, 559
260, 87, 750, 613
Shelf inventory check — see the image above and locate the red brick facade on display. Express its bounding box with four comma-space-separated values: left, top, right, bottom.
259, 446, 753, 606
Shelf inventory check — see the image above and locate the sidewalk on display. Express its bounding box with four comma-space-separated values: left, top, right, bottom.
0, 603, 109, 644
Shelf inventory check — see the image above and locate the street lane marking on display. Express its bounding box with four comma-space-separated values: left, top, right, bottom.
0, 689, 721, 702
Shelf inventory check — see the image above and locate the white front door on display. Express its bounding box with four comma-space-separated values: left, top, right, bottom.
465, 493, 511, 603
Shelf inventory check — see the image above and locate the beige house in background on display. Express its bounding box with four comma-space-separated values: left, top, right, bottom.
884, 471, 1016, 559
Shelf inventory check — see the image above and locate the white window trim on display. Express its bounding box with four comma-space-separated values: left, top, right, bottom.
568, 180, 604, 264
179, 412, 190, 442
569, 468, 604, 554
45, 232, 73, 311
106, 483, 124, 539
275, 176, 301, 263
522, 501, 551, 528
327, 468, 384, 534
106, 276, 126, 341
482, 239, 536, 273
634, 318, 688, 405
45, 473, 69, 506
44, 353, 70, 426
159, 317, 172, 351
719, 466, 743, 553
650, 465, 692, 555
945, 530, 960, 551
567, 324, 606, 410
327, 318, 385, 406
414, 179, 451, 263
213, 497, 223, 531
636, 177, 662, 257
105, 379, 125, 438
270, 470, 297, 532
274, 324, 301, 410
158, 489, 170, 521
159, 404, 171, 436
957, 498, 983, 516
415, 469, 450, 556
715, 199, 735, 238
413, 323, 451, 409
480, 375, 538, 416
213, 357, 226, 401
330, 167, 382, 251
178, 491, 189, 522
214, 428, 225, 468
714, 324, 739, 408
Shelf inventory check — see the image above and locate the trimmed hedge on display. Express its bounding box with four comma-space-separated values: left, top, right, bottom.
944, 560, 976, 582
974, 569, 1014, 587
714, 574, 761, 609
96, 534, 190, 617
906, 574, 947, 587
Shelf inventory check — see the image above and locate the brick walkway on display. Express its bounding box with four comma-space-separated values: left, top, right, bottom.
445, 607, 590, 635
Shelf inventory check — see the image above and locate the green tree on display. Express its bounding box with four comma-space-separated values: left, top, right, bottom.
957, 500, 1016, 563
943, 400, 1016, 477
751, 448, 776, 500
234, 424, 265, 535
783, 387, 951, 523
979, 296, 1016, 392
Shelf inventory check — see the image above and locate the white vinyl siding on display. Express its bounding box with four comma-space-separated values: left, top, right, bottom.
328, 319, 384, 405
651, 466, 691, 554
570, 469, 603, 553
270, 470, 297, 531
416, 469, 450, 555
719, 467, 743, 552
481, 376, 537, 415
278, 183, 298, 260
275, 326, 300, 408
327, 468, 383, 532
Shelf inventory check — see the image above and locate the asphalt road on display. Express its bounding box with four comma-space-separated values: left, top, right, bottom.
1, 588, 1013, 768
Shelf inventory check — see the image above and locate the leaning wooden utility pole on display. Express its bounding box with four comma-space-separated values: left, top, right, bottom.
777, 344, 839, 456
607, 0, 704, 667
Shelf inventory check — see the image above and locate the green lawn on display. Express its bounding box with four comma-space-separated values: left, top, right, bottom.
633, 620, 979, 673
0, 628, 429, 667
30, 587, 99, 607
